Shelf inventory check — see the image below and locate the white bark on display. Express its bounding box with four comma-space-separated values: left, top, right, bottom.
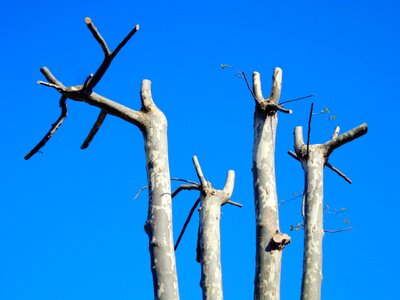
293, 123, 368, 300
252, 69, 290, 300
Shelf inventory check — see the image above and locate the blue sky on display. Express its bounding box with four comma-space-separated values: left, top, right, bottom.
1, 0, 399, 299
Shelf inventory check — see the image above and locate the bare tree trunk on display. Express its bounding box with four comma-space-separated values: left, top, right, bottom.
292, 124, 368, 300
25, 18, 179, 300
141, 82, 179, 300
192, 156, 235, 300
252, 69, 291, 300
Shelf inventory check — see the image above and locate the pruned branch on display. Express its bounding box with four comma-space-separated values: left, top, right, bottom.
252, 69, 292, 115
222, 170, 235, 199
324, 123, 368, 155
25, 96, 67, 160
81, 110, 107, 149
192, 156, 208, 190
84, 17, 140, 92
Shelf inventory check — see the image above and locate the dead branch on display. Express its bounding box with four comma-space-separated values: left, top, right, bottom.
174, 198, 200, 251
81, 110, 107, 149
171, 184, 199, 198
25, 96, 67, 160
324, 227, 352, 233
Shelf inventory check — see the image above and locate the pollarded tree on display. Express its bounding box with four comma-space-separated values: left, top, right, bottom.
26, 17, 368, 300
289, 122, 368, 300
25, 18, 179, 300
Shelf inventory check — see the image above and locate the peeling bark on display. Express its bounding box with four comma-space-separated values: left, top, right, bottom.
193, 157, 235, 300
26, 19, 179, 300
293, 123, 368, 300
252, 69, 291, 300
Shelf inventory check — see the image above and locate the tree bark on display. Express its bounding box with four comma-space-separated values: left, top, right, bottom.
193, 157, 235, 300
141, 81, 179, 300
25, 19, 180, 299
252, 69, 291, 300
293, 123, 368, 300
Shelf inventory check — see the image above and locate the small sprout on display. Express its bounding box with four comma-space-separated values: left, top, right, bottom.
344, 219, 350, 224
220, 64, 229, 69
329, 115, 336, 120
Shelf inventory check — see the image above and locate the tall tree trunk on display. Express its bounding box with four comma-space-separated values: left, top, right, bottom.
141, 81, 179, 300
252, 69, 291, 300
192, 156, 235, 300
25, 18, 180, 299
292, 124, 368, 300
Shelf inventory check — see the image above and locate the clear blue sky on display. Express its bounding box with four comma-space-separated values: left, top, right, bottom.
1, 1, 399, 299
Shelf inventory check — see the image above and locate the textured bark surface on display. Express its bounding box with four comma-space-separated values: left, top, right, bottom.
141, 82, 179, 300
199, 191, 223, 300
193, 157, 235, 300
293, 123, 368, 300
300, 146, 325, 300
252, 69, 290, 300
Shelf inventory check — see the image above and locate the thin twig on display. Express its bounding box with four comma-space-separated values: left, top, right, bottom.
306, 102, 314, 159
172, 184, 200, 198
174, 198, 201, 251
225, 200, 242, 208
25, 96, 68, 160
170, 178, 200, 186
280, 94, 315, 105
325, 162, 352, 184
133, 185, 149, 201
324, 227, 352, 233
241, 71, 257, 101
81, 110, 107, 149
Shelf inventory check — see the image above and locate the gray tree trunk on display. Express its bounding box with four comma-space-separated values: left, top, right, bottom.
25, 19, 180, 299
293, 124, 368, 300
252, 69, 291, 300
192, 156, 235, 300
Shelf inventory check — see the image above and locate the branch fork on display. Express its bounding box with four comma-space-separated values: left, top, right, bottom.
25, 17, 141, 160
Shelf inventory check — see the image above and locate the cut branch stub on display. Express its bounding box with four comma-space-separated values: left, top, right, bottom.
252, 68, 292, 115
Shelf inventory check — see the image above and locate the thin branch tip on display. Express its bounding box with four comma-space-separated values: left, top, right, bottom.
84, 17, 92, 24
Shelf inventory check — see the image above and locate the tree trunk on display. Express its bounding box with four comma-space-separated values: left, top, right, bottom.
300, 146, 325, 300
141, 81, 179, 300
252, 69, 291, 300
192, 157, 235, 300
293, 124, 368, 300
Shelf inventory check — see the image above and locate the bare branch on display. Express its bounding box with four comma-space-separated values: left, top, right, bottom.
280, 94, 314, 105
222, 170, 235, 198
140, 79, 155, 111
324, 227, 352, 233
225, 200, 242, 208
192, 156, 207, 189
306, 102, 314, 158
40, 67, 65, 87
174, 198, 201, 251
267, 67, 282, 103
252, 71, 264, 104
133, 185, 149, 201
294, 126, 305, 155
325, 161, 352, 184
85, 17, 111, 56
81, 110, 107, 149
331, 126, 340, 139
171, 184, 199, 199
171, 178, 200, 186
324, 123, 368, 155
25, 96, 67, 160
84, 18, 139, 92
